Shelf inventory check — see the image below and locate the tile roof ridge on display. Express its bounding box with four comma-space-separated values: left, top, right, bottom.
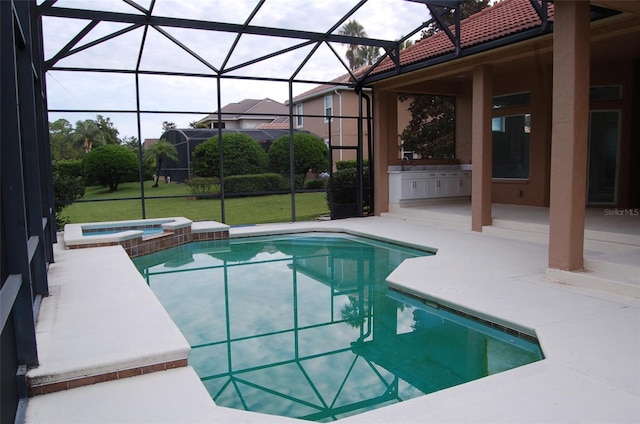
293, 65, 371, 100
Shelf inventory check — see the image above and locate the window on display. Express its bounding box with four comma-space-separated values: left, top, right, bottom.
587, 111, 620, 204
213, 122, 226, 129
324, 95, 333, 122
492, 114, 530, 179
296, 103, 303, 127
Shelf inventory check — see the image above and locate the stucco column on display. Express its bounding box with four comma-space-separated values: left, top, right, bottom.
471, 64, 493, 231
373, 90, 396, 215
548, 0, 590, 270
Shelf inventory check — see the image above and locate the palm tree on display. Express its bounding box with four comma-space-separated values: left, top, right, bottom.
339, 19, 367, 69
143, 140, 179, 187
73, 120, 104, 153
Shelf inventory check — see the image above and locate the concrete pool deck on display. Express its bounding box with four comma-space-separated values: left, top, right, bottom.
25, 216, 639, 423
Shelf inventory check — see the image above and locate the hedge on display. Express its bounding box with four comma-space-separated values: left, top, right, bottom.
223, 173, 289, 194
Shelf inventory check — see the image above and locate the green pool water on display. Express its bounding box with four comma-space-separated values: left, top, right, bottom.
134, 233, 542, 422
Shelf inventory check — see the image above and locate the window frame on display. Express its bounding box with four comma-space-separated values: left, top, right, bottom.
324, 94, 333, 123
491, 112, 531, 181
295, 103, 303, 127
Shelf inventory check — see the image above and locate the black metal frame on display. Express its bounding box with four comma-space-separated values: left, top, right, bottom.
32, 0, 560, 225
1, 0, 572, 421
1, 1, 56, 422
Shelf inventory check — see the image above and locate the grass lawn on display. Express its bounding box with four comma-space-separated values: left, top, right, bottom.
62, 181, 329, 226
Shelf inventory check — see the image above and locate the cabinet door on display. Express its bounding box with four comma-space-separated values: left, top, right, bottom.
459, 177, 471, 196
448, 173, 471, 196
424, 173, 438, 198
402, 179, 426, 199
414, 179, 427, 198
438, 179, 449, 197
401, 180, 415, 199
434, 173, 448, 197
458, 172, 471, 196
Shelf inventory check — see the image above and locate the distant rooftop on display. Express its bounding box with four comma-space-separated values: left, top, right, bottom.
197, 98, 289, 124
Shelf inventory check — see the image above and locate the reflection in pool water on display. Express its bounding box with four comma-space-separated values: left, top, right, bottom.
134, 233, 542, 422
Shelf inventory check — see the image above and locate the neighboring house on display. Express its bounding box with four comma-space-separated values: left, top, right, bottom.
142, 138, 159, 149
196, 98, 289, 130
367, 0, 640, 271
290, 67, 372, 165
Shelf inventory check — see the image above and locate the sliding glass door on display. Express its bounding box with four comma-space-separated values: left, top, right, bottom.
587, 111, 620, 204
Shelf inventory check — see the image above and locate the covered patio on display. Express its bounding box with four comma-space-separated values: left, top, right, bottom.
369, 0, 640, 273
384, 201, 640, 296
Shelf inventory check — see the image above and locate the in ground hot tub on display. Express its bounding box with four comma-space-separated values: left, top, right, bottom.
63, 217, 229, 258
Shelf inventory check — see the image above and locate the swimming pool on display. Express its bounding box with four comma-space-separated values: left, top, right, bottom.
134, 233, 543, 421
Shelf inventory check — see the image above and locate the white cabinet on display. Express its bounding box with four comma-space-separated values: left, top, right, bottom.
401, 179, 426, 200
446, 171, 472, 196
389, 169, 471, 204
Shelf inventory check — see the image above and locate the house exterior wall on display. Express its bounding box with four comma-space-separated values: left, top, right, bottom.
372, 12, 639, 212
294, 90, 369, 166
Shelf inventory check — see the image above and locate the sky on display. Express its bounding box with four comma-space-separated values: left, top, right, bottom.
43, 0, 432, 142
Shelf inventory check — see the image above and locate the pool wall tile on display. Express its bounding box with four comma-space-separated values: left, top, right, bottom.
64, 218, 230, 258
29, 360, 190, 396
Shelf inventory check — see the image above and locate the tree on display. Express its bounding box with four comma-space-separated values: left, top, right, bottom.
339, 19, 379, 69
358, 45, 380, 66
143, 140, 179, 187
83, 144, 138, 192
73, 119, 105, 153
121, 136, 140, 152
399, 95, 456, 159
268, 133, 329, 189
189, 120, 208, 129
191, 133, 268, 178
162, 121, 177, 133
96, 114, 120, 145
50, 119, 78, 160
397, 36, 414, 51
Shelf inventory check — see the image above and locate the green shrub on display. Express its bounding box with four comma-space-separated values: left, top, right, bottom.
53, 159, 84, 179
327, 166, 371, 210
185, 177, 217, 195
336, 159, 369, 170
83, 144, 138, 192
304, 179, 327, 190
224, 173, 289, 194
268, 133, 329, 188
191, 133, 268, 178
52, 172, 85, 229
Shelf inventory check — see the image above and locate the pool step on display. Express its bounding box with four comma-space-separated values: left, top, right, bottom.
546, 266, 640, 298
382, 205, 471, 231
483, 219, 640, 252
482, 219, 549, 244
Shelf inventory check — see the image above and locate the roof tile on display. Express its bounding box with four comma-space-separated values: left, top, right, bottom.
373, 0, 554, 74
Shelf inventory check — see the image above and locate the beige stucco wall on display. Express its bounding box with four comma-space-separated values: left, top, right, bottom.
371, 13, 639, 212
295, 90, 370, 166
